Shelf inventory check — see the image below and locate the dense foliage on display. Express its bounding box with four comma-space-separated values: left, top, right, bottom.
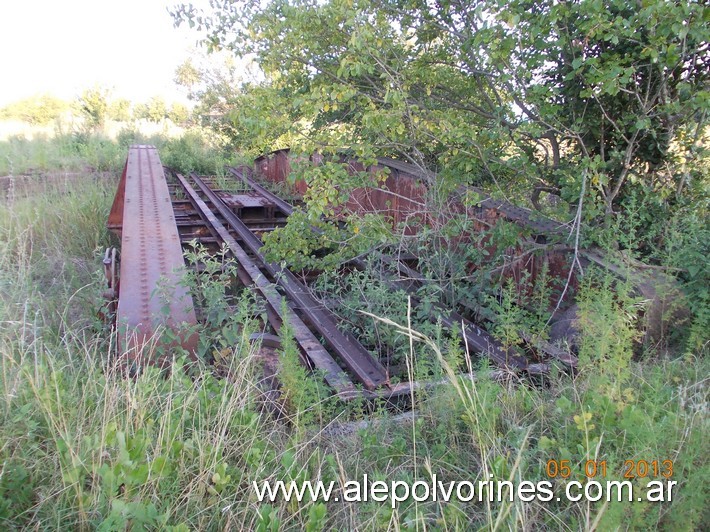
0, 94, 69, 125
0, 91, 193, 133
172, 0, 708, 223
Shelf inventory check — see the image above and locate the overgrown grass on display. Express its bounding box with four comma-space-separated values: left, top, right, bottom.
0, 174, 114, 339
0, 128, 247, 178
0, 146, 707, 529
0, 133, 124, 176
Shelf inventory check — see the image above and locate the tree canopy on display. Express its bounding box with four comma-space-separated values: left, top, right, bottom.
172, 0, 708, 229
0, 94, 69, 125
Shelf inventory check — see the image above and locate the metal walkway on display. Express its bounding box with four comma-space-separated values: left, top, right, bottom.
111, 145, 197, 364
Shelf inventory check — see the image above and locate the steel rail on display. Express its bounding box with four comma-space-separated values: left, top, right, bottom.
189, 172, 390, 391
230, 165, 297, 216
172, 172, 357, 394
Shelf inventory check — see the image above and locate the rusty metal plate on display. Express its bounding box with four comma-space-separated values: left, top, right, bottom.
220, 193, 272, 209
107, 158, 128, 236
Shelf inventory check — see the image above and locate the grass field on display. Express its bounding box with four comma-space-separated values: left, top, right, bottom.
0, 134, 707, 530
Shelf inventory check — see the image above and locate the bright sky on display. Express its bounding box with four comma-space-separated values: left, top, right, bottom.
0, 0, 209, 106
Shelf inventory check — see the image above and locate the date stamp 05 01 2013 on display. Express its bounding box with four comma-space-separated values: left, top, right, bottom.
545, 459, 674, 479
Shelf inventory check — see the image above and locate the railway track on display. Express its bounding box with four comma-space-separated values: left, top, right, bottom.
107, 146, 584, 405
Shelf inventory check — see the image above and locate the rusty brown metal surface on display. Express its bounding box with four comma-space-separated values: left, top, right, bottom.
338, 160, 429, 236
230, 166, 537, 370
190, 172, 391, 390
115, 146, 198, 365
374, 158, 579, 308
470, 188, 567, 236
252, 149, 579, 311
219, 191, 276, 221
107, 158, 128, 236
254, 151, 570, 239
254, 149, 308, 195
230, 166, 295, 216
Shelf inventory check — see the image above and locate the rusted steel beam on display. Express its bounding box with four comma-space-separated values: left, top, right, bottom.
190, 172, 390, 390
107, 158, 128, 236
114, 146, 198, 365
229, 166, 533, 370
250, 150, 578, 303
375, 157, 568, 236
468, 188, 567, 236
252, 150, 568, 237
173, 172, 357, 394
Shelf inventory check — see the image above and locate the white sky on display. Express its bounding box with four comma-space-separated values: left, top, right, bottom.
0, 0, 211, 106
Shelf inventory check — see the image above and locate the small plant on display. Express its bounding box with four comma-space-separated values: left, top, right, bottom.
255, 505, 281, 532
276, 301, 335, 429
0, 462, 34, 521
576, 270, 641, 400
485, 279, 528, 350
181, 241, 263, 367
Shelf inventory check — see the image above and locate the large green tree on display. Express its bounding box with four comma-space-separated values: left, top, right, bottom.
174, 55, 255, 137
172, 0, 708, 223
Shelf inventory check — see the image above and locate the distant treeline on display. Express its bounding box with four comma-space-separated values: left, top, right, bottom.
0, 90, 190, 127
